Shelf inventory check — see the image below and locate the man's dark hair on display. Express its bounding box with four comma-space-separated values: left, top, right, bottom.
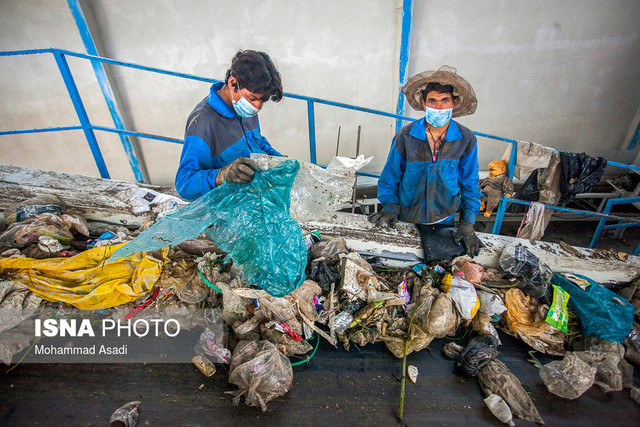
421, 82, 457, 101
225, 50, 283, 102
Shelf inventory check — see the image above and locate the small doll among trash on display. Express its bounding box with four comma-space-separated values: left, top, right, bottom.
480, 160, 514, 217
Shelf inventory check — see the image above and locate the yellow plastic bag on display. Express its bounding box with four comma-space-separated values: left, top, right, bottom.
0, 243, 165, 309
503, 288, 566, 356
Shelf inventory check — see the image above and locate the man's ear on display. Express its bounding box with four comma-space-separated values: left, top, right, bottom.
228, 76, 238, 92
453, 97, 460, 107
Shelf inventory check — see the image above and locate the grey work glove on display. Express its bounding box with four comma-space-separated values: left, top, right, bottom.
216, 158, 258, 185
454, 221, 480, 257
368, 210, 398, 228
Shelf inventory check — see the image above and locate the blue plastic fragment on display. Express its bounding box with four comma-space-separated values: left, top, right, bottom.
109, 160, 306, 297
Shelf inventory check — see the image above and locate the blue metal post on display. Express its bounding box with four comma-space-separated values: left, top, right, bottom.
53, 51, 110, 179
395, 0, 413, 133
634, 242, 640, 256
491, 196, 509, 234
67, 0, 145, 183
589, 196, 640, 248
307, 100, 317, 164
489, 140, 517, 234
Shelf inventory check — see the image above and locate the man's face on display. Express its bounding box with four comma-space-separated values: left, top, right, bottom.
229, 76, 265, 110
422, 90, 456, 110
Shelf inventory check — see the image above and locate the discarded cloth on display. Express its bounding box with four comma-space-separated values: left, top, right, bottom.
513, 140, 555, 180
0, 243, 165, 309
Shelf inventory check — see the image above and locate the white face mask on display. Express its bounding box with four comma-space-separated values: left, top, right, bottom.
231, 82, 260, 118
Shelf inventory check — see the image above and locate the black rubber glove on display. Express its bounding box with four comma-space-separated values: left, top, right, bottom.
454, 221, 480, 257
216, 158, 258, 185
368, 210, 398, 228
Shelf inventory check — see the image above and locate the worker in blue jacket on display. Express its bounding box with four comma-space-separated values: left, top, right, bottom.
175, 50, 284, 201
370, 66, 482, 260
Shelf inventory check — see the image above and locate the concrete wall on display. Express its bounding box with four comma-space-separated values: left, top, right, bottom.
1, 0, 639, 186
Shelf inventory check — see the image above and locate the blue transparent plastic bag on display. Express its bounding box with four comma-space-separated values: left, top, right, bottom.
552, 273, 634, 343
110, 160, 307, 297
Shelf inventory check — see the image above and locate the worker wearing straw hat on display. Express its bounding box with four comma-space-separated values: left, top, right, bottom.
370, 66, 482, 260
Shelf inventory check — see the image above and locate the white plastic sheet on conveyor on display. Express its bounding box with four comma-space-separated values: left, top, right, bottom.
251, 153, 373, 222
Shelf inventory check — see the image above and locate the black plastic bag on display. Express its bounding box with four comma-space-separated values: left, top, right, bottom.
499, 243, 552, 302
459, 334, 500, 376
559, 151, 607, 204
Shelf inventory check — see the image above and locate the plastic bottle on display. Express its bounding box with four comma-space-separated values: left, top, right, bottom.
484, 394, 515, 426
303, 230, 321, 250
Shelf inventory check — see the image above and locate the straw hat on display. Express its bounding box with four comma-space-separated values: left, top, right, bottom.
402, 65, 477, 117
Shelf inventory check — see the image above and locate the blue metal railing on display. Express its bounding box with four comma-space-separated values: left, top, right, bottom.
1, 47, 639, 251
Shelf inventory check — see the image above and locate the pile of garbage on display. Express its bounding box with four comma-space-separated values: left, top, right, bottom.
1, 159, 639, 423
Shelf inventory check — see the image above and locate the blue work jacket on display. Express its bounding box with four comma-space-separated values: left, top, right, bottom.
175, 82, 282, 201
377, 118, 481, 225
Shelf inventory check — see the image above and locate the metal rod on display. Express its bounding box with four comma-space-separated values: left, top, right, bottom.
52, 51, 110, 179
335, 126, 341, 157
351, 126, 361, 214
0, 126, 83, 136
307, 100, 317, 164
67, 0, 146, 183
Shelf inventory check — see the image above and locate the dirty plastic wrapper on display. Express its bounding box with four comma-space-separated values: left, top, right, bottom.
442, 274, 480, 320
109, 160, 307, 298
477, 359, 545, 425
199, 328, 231, 364
499, 242, 552, 301
334, 311, 353, 334
227, 340, 293, 412
0, 243, 165, 310
545, 284, 570, 333
552, 273, 634, 343
251, 153, 373, 222
539, 352, 596, 399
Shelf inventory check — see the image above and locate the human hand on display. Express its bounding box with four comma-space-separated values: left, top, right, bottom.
368, 210, 398, 228
216, 158, 259, 185
454, 221, 480, 257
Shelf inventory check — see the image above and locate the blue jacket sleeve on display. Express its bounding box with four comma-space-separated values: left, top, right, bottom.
458, 140, 482, 224
175, 135, 219, 201
376, 141, 404, 216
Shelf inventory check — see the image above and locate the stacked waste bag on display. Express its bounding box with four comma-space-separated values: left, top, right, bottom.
0, 159, 639, 422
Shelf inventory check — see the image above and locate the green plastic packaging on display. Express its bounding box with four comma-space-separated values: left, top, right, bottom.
545, 284, 570, 333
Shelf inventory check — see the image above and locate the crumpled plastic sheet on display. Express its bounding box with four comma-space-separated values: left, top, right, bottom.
227, 340, 293, 412
0, 243, 165, 310
502, 288, 566, 356
574, 337, 626, 393
539, 352, 597, 399
252, 153, 372, 222
426, 293, 458, 338
110, 160, 307, 297
499, 242, 552, 301
309, 237, 349, 260
157, 255, 209, 304
0, 280, 42, 334
477, 359, 546, 425
380, 322, 434, 359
